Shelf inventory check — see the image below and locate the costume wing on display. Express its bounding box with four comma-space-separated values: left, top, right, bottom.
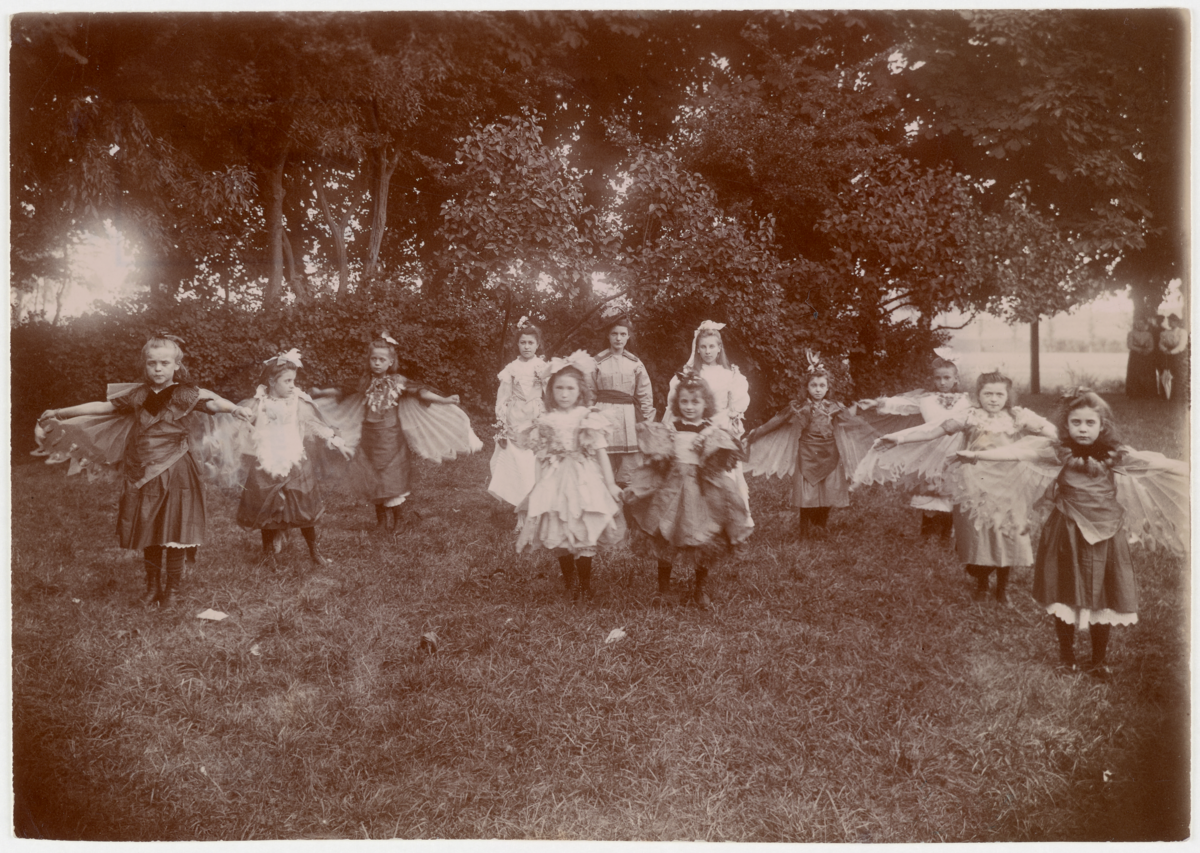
745, 412, 799, 479
852, 429, 966, 493
1114, 450, 1189, 557
395, 396, 483, 462
835, 409, 924, 481
947, 436, 1059, 541
312, 393, 366, 451
196, 409, 255, 490
33, 383, 144, 479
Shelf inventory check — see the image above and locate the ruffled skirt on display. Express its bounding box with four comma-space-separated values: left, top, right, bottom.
627, 462, 751, 561
237, 460, 325, 530
516, 456, 624, 555
1033, 509, 1137, 629
954, 503, 1033, 567
117, 453, 206, 550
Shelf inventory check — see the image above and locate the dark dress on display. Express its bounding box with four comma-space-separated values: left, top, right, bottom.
110, 383, 210, 550
347, 375, 424, 506
1124, 330, 1157, 398
791, 400, 850, 509
1032, 454, 1137, 629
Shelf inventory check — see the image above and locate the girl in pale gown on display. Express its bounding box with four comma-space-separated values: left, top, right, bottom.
489, 325, 548, 506
515, 352, 624, 602
873, 371, 1057, 603
664, 321, 752, 522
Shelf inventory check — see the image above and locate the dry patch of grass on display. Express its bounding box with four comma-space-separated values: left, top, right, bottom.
11, 406, 1189, 840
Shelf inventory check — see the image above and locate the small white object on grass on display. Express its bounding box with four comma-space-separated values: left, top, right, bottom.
605, 627, 627, 644
196, 609, 228, 621
250, 643, 261, 656
419, 632, 439, 653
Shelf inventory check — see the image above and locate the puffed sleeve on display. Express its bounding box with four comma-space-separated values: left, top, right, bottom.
1013, 406, 1057, 438
578, 407, 612, 452
635, 359, 655, 423
109, 386, 141, 414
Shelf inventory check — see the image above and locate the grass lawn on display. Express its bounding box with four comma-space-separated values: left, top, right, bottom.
10, 394, 1190, 841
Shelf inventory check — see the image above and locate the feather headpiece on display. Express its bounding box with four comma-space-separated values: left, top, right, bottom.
674, 365, 709, 391
264, 348, 303, 369
1060, 385, 1093, 402
804, 348, 826, 375
548, 350, 597, 377
933, 346, 957, 364
377, 330, 399, 346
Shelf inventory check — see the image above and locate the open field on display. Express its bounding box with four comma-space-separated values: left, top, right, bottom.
952, 351, 1130, 394
11, 394, 1189, 841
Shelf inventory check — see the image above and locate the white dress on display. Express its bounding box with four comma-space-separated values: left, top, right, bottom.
488, 357, 547, 506
515, 406, 624, 556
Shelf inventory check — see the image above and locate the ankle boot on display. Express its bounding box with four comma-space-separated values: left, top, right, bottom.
557, 554, 576, 600
1088, 624, 1112, 678
693, 566, 711, 610
158, 549, 184, 607
920, 513, 935, 537
798, 508, 810, 538
938, 513, 954, 542
375, 504, 390, 530
576, 556, 593, 601
966, 565, 991, 601
142, 547, 163, 606
652, 560, 672, 607
390, 505, 404, 530
302, 527, 329, 567
994, 567, 1011, 605
1054, 619, 1076, 669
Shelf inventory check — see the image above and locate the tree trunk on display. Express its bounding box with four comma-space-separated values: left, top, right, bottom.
1030, 318, 1041, 395
283, 229, 311, 304
316, 180, 355, 302
364, 147, 401, 283
262, 150, 288, 318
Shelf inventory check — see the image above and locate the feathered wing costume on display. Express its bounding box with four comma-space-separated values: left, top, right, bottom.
949, 436, 1189, 560
746, 350, 921, 484
312, 377, 483, 463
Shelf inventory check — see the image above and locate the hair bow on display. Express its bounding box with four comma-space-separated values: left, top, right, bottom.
694, 320, 726, 337
154, 332, 186, 347
933, 346, 956, 363
804, 348, 825, 374
264, 348, 303, 368
548, 349, 597, 377
675, 366, 705, 387
378, 330, 399, 346
1060, 385, 1091, 400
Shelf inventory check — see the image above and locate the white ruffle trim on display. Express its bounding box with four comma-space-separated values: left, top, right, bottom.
382, 495, 408, 508
1047, 602, 1138, 630
161, 542, 199, 549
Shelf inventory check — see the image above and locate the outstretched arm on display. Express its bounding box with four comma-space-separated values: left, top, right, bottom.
419, 388, 460, 405
199, 390, 254, 421
874, 420, 950, 449
41, 401, 116, 420
310, 387, 343, 400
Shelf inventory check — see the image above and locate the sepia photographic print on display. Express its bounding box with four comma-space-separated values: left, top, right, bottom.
10, 8, 1190, 842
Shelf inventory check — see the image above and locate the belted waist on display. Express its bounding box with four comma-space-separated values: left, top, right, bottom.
596, 389, 636, 405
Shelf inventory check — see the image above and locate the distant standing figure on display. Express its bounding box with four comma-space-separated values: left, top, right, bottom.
489, 325, 548, 507
1124, 317, 1157, 398
1159, 314, 1189, 404
594, 316, 655, 486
